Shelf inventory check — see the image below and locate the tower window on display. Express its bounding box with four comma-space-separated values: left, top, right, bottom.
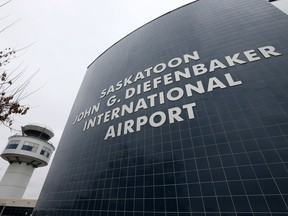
21, 142, 39, 153
40, 147, 52, 158
6, 140, 20, 149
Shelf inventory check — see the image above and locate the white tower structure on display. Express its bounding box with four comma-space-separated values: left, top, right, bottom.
0, 124, 55, 199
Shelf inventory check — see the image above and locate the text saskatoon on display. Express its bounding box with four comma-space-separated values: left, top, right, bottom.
72, 46, 282, 140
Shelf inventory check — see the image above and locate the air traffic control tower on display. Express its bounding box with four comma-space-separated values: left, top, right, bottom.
0, 124, 55, 199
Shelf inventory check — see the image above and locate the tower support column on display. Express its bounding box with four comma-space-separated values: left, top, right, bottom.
0, 163, 34, 199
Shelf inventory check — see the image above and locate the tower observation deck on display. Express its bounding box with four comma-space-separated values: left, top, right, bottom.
0, 124, 55, 199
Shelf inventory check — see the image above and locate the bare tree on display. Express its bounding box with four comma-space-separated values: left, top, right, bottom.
0, 0, 34, 128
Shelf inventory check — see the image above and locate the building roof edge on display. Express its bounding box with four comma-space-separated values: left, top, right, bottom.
87, 0, 199, 69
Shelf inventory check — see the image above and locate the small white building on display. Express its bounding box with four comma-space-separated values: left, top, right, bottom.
0, 198, 36, 216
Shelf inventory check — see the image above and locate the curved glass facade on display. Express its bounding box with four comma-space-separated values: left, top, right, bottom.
34, 0, 288, 215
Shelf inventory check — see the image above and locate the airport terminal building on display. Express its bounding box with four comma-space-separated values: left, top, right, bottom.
33, 0, 288, 215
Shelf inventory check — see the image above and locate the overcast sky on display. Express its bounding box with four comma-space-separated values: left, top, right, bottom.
0, 0, 287, 200
0, 0, 199, 199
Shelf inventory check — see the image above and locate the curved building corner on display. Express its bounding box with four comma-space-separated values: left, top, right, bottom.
34, 0, 288, 215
